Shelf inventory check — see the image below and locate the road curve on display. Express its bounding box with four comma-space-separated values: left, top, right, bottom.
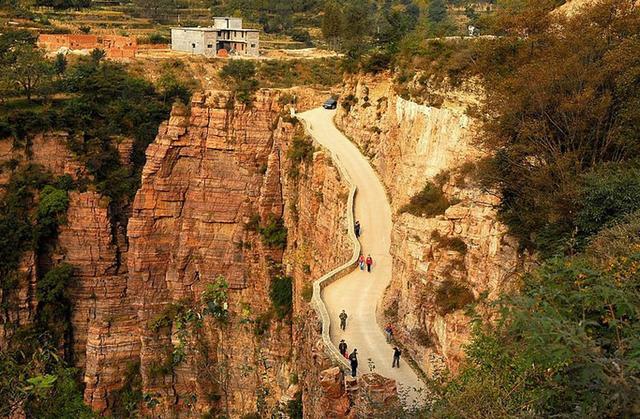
298, 108, 424, 404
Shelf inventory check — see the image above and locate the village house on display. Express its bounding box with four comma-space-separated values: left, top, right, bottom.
38, 34, 137, 58
171, 17, 260, 57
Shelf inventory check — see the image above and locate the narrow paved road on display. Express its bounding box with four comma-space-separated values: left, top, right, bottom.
298, 108, 424, 405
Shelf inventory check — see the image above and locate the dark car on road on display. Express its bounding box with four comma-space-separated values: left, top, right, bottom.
323, 98, 337, 109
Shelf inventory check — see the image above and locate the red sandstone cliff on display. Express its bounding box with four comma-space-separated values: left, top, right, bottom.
0, 87, 401, 417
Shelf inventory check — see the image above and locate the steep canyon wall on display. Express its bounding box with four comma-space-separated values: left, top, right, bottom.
335, 74, 522, 375
0, 89, 359, 417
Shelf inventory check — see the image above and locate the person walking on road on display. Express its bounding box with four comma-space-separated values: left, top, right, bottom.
339, 339, 347, 358
392, 347, 402, 368
354, 220, 361, 238
384, 323, 394, 343
366, 254, 373, 273
358, 254, 365, 271
339, 310, 348, 330
349, 349, 358, 377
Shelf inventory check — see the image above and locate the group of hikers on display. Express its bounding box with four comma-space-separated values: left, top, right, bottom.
338, 309, 402, 377
335, 220, 403, 377
355, 221, 374, 273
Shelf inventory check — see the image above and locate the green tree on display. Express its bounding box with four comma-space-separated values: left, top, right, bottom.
35, 185, 69, 242
89, 48, 106, 64
7, 45, 52, 101
219, 60, 259, 104
36, 263, 75, 353
53, 53, 67, 77
430, 247, 640, 417
478, 0, 640, 254
322, 0, 343, 49
427, 0, 448, 23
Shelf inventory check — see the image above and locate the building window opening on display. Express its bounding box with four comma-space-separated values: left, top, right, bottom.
192, 43, 196, 48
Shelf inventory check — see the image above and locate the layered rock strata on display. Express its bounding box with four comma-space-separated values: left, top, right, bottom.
123, 91, 294, 417
1, 85, 403, 417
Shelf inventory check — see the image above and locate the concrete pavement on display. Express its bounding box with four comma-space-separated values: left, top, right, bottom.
298, 108, 425, 406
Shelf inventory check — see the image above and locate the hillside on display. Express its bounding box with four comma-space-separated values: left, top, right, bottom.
0, 0, 639, 418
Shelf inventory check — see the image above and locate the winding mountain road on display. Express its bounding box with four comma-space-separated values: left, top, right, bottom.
298, 108, 424, 404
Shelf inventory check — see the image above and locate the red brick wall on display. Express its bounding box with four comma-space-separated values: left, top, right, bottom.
38, 34, 138, 58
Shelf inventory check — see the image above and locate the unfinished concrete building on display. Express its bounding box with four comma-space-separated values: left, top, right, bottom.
171, 17, 259, 57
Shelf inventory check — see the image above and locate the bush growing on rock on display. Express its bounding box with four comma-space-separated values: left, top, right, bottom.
400, 181, 453, 218
35, 263, 76, 349
430, 241, 640, 417
287, 133, 315, 179
220, 60, 259, 105
259, 215, 288, 249
431, 231, 467, 254
434, 279, 475, 315
202, 276, 230, 322
270, 275, 293, 319
36, 185, 69, 238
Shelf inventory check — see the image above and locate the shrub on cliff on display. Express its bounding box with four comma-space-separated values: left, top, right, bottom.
36, 263, 75, 345
35, 185, 69, 242
429, 243, 640, 417
259, 215, 288, 249
434, 279, 474, 315
399, 182, 453, 218
270, 275, 293, 319
0, 165, 54, 291
202, 276, 230, 322
287, 133, 314, 179
36, 263, 74, 305
220, 60, 259, 105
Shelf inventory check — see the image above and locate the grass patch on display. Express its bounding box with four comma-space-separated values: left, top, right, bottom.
257, 58, 343, 88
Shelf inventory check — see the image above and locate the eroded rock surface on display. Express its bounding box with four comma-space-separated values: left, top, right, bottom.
336, 74, 523, 374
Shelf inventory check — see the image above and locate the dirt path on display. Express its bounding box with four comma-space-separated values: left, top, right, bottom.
298, 108, 425, 405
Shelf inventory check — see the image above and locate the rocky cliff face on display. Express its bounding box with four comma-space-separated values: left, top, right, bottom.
118, 90, 295, 417
0, 132, 128, 363
0, 94, 303, 416
335, 74, 523, 374
282, 144, 351, 417
1, 86, 401, 417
